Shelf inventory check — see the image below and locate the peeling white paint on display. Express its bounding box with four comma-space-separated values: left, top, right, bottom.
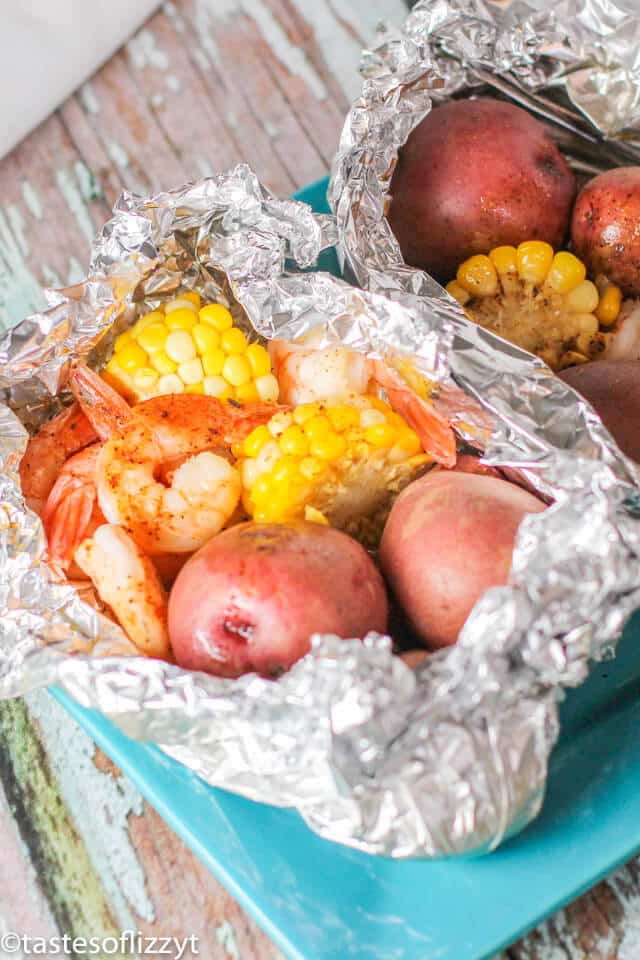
21, 181, 43, 221
67, 257, 85, 286
163, 1, 186, 32
245, 0, 328, 100
264, 120, 279, 138
610, 872, 640, 960
79, 82, 101, 115
215, 921, 240, 960
0, 209, 44, 331
196, 156, 215, 178
193, 47, 211, 72
165, 74, 182, 93
74, 161, 103, 203
6, 205, 29, 258
55, 168, 95, 243
42, 265, 63, 290
25, 689, 155, 928
150, 93, 165, 109
107, 142, 130, 171
128, 28, 170, 71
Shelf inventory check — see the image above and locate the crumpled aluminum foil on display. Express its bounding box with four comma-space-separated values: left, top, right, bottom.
1, 141, 640, 860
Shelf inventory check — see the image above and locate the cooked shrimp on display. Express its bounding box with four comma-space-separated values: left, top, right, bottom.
19, 403, 98, 514
41, 444, 105, 574
68, 363, 281, 555
270, 337, 457, 467
75, 524, 171, 659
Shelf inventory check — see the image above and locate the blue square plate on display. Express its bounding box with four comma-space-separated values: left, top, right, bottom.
51, 179, 640, 960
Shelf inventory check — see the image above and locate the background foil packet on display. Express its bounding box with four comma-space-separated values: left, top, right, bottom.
1, 155, 640, 859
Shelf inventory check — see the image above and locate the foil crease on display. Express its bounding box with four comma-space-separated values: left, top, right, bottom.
0, 146, 639, 860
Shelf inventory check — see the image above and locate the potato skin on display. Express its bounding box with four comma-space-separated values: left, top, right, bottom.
560, 360, 640, 462
387, 99, 575, 283
571, 167, 640, 297
380, 472, 545, 649
168, 521, 388, 678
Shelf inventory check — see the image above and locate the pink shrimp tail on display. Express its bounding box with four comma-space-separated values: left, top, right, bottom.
68, 362, 132, 438
373, 361, 457, 468
41, 445, 103, 570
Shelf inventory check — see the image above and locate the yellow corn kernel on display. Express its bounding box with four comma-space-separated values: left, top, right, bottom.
546, 251, 586, 294
192, 323, 220, 354
456, 255, 499, 297
165, 330, 197, 363
365, 423, 397, 447
241, 458, 260, 490
446, 280, 471, 306
309, 432, 346, 461
165, 297, 198, 315
566, 280, 599, 315
202, 348, 226, 377
116, 341, 148, 373
272, 457, 300, 485
235, 381, 260, 404
299, 457, 327, 481
255, 374, 279, 403
279, 425, 310, 458
244, 424, 272, 458
114, 330, 133, 353
203, 376, 232, 400
222, 354, 252, 387
293, 402, 323, 425
303, 415, 331, 441
359, 408, 387, 429
489, 245, 518, 275
255, 439, 281, 475
157, 373, 184, 394
327, 404, 360, 432
185, 382, 205, 394
517, 241, 554, 285
304, 506, 329, 525
596, 285, 622, 327
251, 475, 275, 506
166, 308, 198, 331
396, 427, 422, 455
267, 411, 294, 437
199, 304, 233, 331
150, 350, 178, 375
132, 367, 159, 393
181, 291, 201, 309
137, 322, 168, 354
134, 310, 165, 333
178, 358, 204, 385
221, 328, 248, 355
245, 343, 271, 378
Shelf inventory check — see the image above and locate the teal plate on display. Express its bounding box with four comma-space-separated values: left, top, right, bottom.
50, 178, 640, 959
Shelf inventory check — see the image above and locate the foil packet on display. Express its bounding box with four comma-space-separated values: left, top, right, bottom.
1, 145, 640, 860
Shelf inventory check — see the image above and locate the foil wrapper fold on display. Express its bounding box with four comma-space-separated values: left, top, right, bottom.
1, 142, 640, 858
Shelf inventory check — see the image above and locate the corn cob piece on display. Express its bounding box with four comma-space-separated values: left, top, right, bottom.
446, 242, 623, 371
237, 396, 431, 547
103, 292, 279, 404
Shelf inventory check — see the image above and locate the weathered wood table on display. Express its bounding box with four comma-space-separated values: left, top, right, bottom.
0, 3, 638, 958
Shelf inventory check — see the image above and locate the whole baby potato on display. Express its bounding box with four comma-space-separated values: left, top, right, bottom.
560, 360, 640, 462
387, 98, 576, 283
380, 471, 545, 649
571, 167, 640, 297
168, 521, 388, 678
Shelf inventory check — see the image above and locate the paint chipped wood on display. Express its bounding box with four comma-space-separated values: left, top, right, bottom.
1, 1, 638, 957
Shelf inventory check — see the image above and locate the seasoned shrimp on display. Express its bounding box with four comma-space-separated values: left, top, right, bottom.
75, 524, 171, 659
41, 444, 105, 574
69, 363, 282, 555
270, 337, 457, 467
19, 403, 98, 514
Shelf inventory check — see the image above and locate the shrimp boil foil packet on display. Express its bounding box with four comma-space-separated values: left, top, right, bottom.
1, 158, 640, 861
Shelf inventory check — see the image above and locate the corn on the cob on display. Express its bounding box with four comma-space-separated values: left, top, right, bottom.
237, 396, 431, 546
446, 241, 623, 371
103, 294, 280, 404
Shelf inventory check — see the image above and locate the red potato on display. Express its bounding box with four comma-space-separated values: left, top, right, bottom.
380, 471, 545, 649
388, 98, 576, 283
571, 166, 640, 297
560, 359, 640, 462
168, 521, 388, 678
